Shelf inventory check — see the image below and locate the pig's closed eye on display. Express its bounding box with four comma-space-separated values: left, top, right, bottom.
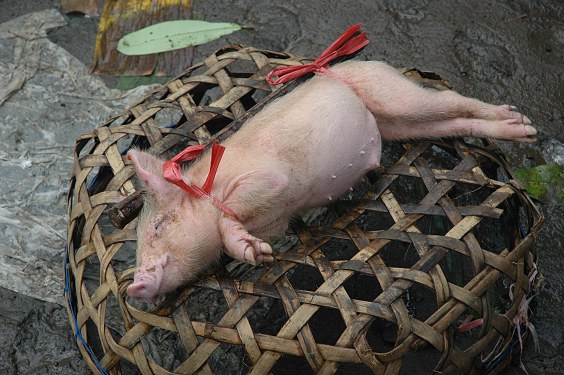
152, 214, 172, 237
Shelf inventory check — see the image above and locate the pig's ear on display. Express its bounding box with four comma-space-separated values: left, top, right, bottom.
127, 149, 178, 196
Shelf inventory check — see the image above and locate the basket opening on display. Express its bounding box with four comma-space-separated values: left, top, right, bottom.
378, 239, 421, 271
387, 174, 429, 206
225, 59, 266, 77
438, 250, 475, 287
141, 326, 187, 371
154, 103, 184, 128
473, 216, 513, 255
423, 143, 460, 171
335, 362, 376, 375
321, 237, 363, 261
271, 353, 313, 374
185, 287, 230, 325
285, 262, 325, 292
308, 306, 348, 346
397, 346, 443, 375
341, 272, 383, 302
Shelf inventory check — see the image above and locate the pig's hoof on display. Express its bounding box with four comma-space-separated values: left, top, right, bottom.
242, 238, 273, 265
498, 105, 532, 124
227, 235, 273, 265
504, 118, 538, 143
497, 105, 537, 143
219, 217, 274, 264
255, 241, 274, 264
498, 104, 520, 119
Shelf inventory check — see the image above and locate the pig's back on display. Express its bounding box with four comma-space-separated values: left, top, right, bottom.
227, 71, 382, 208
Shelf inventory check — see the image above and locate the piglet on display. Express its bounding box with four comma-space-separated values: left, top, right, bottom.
126, 61, 536, 303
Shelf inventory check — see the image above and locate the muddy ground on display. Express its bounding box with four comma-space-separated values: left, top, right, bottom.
0, 0, 562, 374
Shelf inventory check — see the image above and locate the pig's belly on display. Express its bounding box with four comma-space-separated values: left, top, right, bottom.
297, 111, 381, 209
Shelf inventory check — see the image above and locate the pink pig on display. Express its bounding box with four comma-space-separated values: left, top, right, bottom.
126, 61, 536, 303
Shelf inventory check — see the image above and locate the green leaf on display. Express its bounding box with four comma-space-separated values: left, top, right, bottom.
117, 20, 242, 56
514, 163, 564, 204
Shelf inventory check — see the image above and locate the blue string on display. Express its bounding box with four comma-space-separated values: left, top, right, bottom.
518, 220, 526, 238
481, 331, 524, 374
64, 247, 110, 375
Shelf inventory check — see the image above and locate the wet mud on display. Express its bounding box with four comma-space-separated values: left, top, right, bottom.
0, 0, 562, 374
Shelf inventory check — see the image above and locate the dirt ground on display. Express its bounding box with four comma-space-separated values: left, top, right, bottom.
0, 0, 562, 374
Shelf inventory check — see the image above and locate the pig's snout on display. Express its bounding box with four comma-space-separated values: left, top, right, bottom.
127, 273, 160, 303
127, 254, 169, 303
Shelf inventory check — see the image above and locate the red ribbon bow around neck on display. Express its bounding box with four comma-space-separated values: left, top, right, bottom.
162, 141, 236, 218
266, 23, 369, 85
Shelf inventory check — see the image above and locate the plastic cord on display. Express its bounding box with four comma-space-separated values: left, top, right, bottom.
64, 248, 110, 375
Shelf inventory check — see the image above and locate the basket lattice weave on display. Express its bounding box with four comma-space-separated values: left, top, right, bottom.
66, 45, 543, 375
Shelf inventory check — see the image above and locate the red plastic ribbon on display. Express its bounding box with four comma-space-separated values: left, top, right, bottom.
456, 315, 484, 333
163, 140, 237, 218
266, 23, 369, 85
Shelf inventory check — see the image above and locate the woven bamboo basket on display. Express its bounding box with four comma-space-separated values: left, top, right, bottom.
65, 45, 543, 375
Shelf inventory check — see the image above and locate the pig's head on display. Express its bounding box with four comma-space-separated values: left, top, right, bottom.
126, 149, 222, 303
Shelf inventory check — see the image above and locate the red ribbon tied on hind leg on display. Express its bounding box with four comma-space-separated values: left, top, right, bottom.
162, 140, 237, 218
266, 23, 369, 85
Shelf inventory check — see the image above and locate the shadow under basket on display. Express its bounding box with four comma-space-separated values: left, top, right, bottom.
65, 45, 543, 375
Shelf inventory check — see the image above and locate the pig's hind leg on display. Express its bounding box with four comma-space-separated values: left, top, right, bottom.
377, 110, 537, 143
373, 88, 537, 143
336, 61, 537, 143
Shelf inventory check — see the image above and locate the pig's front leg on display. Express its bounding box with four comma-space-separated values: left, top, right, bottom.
219, 215, 274, 265
217, 168, 289, 264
